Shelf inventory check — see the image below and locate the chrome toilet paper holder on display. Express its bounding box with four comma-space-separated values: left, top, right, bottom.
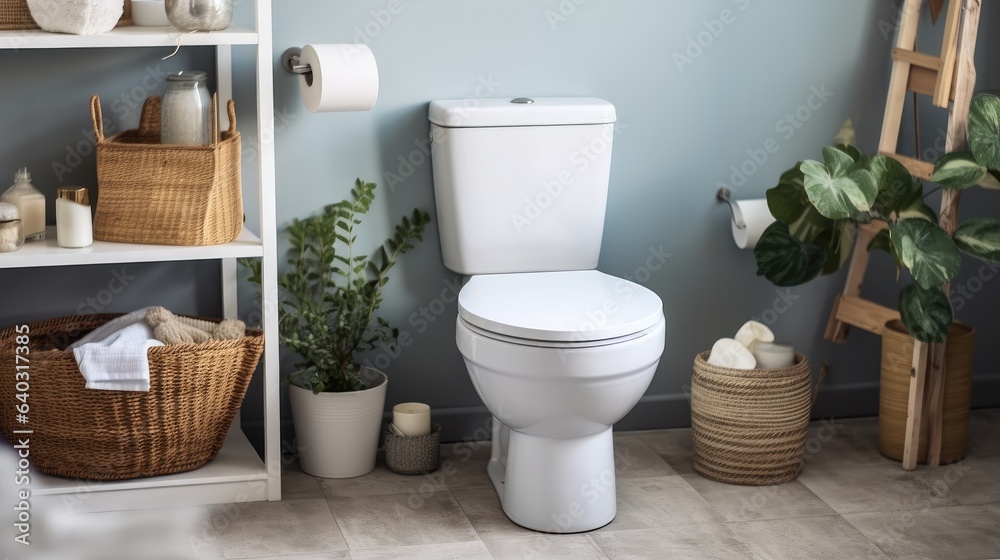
281, 47, 312, 76
716, 187, 746, 230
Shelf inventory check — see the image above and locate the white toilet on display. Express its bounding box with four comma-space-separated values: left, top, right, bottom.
428, 97, 666, 533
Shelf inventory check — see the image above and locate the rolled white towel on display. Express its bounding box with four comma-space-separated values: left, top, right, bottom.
707, 338, 757, 369
733, 320, 774, 353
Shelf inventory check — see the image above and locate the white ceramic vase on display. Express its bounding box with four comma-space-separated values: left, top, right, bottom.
288, 367, 387, 478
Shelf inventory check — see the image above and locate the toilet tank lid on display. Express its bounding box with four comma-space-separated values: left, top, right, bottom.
428, 97, 616, 128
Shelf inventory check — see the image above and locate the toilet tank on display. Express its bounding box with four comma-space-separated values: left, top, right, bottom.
429, 97, 616, 275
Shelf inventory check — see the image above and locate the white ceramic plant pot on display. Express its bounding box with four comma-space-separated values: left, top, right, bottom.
27, 0, 123, 35
289, 367, 388, 478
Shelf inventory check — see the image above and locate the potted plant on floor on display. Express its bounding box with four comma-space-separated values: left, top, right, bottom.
243, 178, 430, 478
751, 92, 1000, 461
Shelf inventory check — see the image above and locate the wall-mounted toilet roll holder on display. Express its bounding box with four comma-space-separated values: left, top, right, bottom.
281, 47, 312, 77
717, 187, 746, 230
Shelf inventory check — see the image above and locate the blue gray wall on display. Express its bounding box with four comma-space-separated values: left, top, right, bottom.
1, 1, 998, 451
262, 0, 1000, 444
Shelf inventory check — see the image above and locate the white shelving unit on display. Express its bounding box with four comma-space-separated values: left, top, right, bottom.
0, 2, 281, 512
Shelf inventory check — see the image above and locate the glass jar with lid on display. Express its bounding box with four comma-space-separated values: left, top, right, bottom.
161, 70, 212, 146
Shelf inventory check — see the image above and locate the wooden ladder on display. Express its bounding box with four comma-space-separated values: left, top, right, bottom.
823, 0, 981, 470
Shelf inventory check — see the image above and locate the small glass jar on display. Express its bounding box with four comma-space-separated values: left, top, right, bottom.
161, 71, 212, 146
0, 202, 23, 253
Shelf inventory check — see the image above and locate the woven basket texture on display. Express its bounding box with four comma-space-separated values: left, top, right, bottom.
879, 320, 974, 464
691, 351, 811, 485
383, 424, 441, 475
0, 0, 131, 30
91, 94, 242, 246
0, 313, 263, 480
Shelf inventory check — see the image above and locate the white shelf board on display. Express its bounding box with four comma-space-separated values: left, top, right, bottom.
25, 427, 270, 512
0, 25, 257, 50
0, 226, 262, 269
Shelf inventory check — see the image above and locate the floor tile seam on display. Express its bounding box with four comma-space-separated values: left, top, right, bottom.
838, 502, 1000, 518
835, 511, 903, 560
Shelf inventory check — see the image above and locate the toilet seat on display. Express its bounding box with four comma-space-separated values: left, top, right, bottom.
458, 270, 663, 343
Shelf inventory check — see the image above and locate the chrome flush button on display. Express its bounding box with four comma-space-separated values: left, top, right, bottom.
510, 97, 535, 104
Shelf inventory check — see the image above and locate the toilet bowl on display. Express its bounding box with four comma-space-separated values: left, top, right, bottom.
455, 270, 665, 532
428, 97, 666, 533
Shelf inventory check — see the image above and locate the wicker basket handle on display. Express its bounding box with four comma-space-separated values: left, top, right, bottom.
90, 95, 104, 142
226, 99, 237, 135
138, 97, 162, 136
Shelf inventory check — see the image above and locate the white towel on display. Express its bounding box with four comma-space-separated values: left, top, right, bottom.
70, 309, 164, 392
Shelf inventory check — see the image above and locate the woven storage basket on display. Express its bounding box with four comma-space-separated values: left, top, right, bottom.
879, 320, 974, 464
383, 424, 441, 475
91, 94, 243, 246
0, 0, 131, 30
0, 313, 263, 480
691, 352, 812, 485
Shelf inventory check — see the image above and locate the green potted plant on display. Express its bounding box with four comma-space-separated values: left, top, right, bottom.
243, 178, 430, 478
752, 92, 1000, 462
754, 91, 1000, 343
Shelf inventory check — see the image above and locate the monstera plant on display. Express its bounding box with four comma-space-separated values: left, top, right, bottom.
754, 91, 1000, 343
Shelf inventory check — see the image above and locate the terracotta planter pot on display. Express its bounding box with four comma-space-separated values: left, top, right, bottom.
289, 367, 387, 478
879, 320, 975, 464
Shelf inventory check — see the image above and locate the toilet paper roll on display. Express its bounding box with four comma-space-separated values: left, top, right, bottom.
299, 44, 379, 113
731, 198, 776, 250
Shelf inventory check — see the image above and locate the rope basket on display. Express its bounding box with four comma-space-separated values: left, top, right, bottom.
91, 94, 243, 246
691, 351, 812, 485
382, 424, 441, 475
0, 313, 263, 480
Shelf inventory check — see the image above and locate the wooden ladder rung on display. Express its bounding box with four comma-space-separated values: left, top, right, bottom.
907, 65, 956, 101
893, 48, 944, 70
832, 294, 901, 336
881, 152, 935, 181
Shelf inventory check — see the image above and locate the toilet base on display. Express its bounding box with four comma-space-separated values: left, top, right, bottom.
489, 423, 617, 533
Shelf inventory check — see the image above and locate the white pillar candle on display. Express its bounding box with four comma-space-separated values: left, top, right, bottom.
392, 402, 431, 436
753, 342, 795, 369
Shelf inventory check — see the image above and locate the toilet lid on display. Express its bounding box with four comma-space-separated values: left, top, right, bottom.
458, 270, 663, 343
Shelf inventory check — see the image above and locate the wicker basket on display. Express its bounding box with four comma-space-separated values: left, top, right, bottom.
0, 0, 131, 30
0, 313, 263, 480
879, 320, 974, 464
691, 352, 812, 485
90, 94, 243, 246
383, 424, 441, 475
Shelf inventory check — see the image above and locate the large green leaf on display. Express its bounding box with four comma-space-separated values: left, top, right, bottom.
802, 147, 878, 220
766, 165, 833, 244
869, 154, 918, 216
899, 284, 954, 343
931, 151, 988, 189
968, 92, 1000, 170
889, 218, 962, 289
753, 222, 827, 287
954, 218, 1000, 263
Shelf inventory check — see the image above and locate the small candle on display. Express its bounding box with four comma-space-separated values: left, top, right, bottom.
753, 342, 795, 369
392, 402, 431, 436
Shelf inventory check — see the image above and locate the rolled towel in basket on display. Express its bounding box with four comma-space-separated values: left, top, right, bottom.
70, 308, 164, 392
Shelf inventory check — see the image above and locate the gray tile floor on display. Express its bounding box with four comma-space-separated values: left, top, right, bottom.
208, 409, 1000, 559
